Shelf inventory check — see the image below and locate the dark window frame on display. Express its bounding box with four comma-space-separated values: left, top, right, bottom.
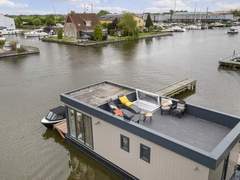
67, 107, 94, 149
140, 144, 151, 163
120, 134, 130, 152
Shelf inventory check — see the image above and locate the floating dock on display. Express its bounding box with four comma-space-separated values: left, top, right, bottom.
155, 79, 197, 97
53, 120, 67, 139
219, 54, 240, 70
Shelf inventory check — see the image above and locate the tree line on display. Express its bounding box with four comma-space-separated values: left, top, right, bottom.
12, 15, 65, 28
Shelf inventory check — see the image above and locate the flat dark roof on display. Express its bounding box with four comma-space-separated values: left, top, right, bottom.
65, 82, 133, 107
141, 111, 230, 152
61, 81, 240, 169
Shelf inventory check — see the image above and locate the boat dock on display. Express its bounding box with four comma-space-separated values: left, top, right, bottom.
155, 79, 197, 97
53, 120, 67, 139
219, 53, 240, 70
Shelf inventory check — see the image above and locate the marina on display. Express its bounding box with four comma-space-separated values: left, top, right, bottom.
1, 29, 240, 180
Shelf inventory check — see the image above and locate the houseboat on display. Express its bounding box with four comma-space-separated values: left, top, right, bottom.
60, 81, 240, 180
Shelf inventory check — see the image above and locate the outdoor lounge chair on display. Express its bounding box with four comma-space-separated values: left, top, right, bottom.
119, 95, 141, 114
172, 101, 186, 118
107, 100, 134, 120
160, 98, 173, 115
108, 100, 124, 117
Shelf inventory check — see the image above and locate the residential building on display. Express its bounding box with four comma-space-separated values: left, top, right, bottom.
0, 14, 16, 30
100, 14, 145, 29
64, 12, 99, 39
61, 81, 240, 180
143, 12, 234, 23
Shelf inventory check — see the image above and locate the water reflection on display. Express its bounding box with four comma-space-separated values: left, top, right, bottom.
42, 130, 121, 180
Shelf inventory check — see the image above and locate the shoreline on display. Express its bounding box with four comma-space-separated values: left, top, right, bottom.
42, 32, 173, 47
0, 46, 40, 59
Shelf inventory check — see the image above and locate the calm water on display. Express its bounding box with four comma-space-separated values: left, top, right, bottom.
0, 29, 240, 180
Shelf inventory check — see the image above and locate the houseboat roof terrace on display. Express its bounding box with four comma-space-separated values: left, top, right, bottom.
61, 81, 240, 169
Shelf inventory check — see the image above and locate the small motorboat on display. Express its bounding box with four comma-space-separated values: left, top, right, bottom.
172, 26, 186, 32
186, 25, 201, 30
227, 27, 239, 35
41, 106, 66, 128
0, 28, 17, 35
24, 29, 48, 38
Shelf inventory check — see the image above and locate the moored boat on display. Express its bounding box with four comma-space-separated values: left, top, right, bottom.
41, 106, 66, 128
172, 26, 186, 32
24, 29, 48, 38
227, 27, 239, 35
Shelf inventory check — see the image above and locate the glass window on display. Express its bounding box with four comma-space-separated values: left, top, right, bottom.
46, 112, 53, 120
76, 112, 84, 142
68, 109, 76, 138
84, 115, 93, 148
51, 113, 57, 120
69, 109, 93, 149
140, 144, 151, 163
120, 135, 129, 152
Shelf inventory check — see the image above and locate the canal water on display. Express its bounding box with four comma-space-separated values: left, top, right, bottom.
0, 29, 240, 180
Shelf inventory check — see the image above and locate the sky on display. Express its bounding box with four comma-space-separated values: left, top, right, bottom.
0, 0, 240, 15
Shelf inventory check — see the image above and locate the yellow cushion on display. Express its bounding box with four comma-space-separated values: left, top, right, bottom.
126, 101, 133, 107
119, 96, 133, 107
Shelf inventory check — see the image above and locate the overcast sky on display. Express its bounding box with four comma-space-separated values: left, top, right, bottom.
1, 0, 240, 15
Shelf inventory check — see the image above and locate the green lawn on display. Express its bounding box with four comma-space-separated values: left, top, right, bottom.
108, 31, 164, 41
44, 36, 77, 43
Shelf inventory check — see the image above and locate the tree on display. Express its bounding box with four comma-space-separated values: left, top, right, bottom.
14, 17, 23, 28
107, 18, 119, 35
57, 29, 63, 39
45, 15, 56, 26
33, 18, 41, 27
93, 25, 103, 41
118, 13, 138, 37
97, 10, 110, 17
232, 10, 240, 17
145, 13, 153, 29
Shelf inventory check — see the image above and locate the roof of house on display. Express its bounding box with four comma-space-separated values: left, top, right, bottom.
61, 81, 240, 169
66, 12, 99, 31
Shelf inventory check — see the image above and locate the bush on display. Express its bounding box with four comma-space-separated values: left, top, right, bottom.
0, 40, 5, 48
93, 25, 103, 41
57, 29, 63, 39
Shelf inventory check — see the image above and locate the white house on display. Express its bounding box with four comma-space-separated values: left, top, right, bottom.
0, 14, 16, 30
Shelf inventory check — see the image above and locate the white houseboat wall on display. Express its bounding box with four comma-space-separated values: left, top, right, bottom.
60, 81, 240, 180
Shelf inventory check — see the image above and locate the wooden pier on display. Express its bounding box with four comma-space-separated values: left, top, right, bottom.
219, 54, 240, 70
53, 120, 67, 139
155, 79, 197, 98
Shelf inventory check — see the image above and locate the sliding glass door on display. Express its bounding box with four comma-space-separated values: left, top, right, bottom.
68, 108, 93, 149
68, 109, 76, 138
76, 112, 85, 143
83, 115, 93, 148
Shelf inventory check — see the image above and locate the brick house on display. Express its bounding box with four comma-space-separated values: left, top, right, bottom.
64, 12, 99, 39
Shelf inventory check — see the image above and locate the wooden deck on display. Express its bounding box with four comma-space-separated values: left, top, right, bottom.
155, 79, 197, 97
53, 120, 67, 139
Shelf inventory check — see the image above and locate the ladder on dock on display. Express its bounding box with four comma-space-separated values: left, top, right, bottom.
155, 79, 196, 98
